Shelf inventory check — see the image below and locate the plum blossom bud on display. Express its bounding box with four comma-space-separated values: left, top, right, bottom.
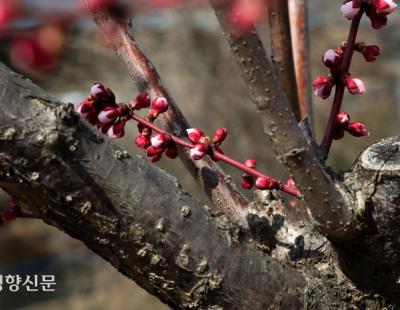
374, 0, 397, 15
213, 128, 228, 145
347, 122, 369, 137
135, 134, 151, 149
106, 120, 125, 138
151, 133, 172, 149
343, 76, 366, 95
90, 83, 113, 101
98, 107, 120, 124
356, 43, 380, 62
190, 144, 208, 160
132, 92, 151, 110
244, 159, 257, 169
241, 175, 254, 189
341, 0, 361, 20
146, 146, 163, 163
323, 48, 343, 69
313, 75, 335, 99
76, 99, 93, 117
333, 128, 345, 140
336, 112, 350, 128
186, 128, 205, 144
255, 177, 278, 190
165, 144, 179, 159
151, 96, 169, 114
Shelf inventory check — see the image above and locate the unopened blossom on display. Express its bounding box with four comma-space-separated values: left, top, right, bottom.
90, 83, 114, 102
132, 92, 151, 110
255, 177, 278, 190
151, 133, 172, 149
190, 143, 208, 160
213, 128, 228, 145
135, 134, 151, 149
242, 175, 254, 189
151, 96, 169, 115
106, 120, 125, 138
244, 159, 257, 169
146, 146, 163, 162
165, 144, 179, 159
341, 0, 361, 20
374, 0, 397, 15
333, 128, 345, 140
323, 48, 343, 70
347, 122, 370, 137
313, 75, 335, 99
356, 43, 380, 62
336, 112, 351, 128
98, 107, 120, 124
343, 76, 366, 95
186, 128, 205, 144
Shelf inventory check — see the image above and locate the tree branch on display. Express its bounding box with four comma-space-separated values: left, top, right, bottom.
0, 64, 308, 309
210, 1, 357, 241
268, 0, 301, 121
86, 1, 250, 225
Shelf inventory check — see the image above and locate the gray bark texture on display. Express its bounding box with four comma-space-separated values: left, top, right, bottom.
0, 65, 399, 309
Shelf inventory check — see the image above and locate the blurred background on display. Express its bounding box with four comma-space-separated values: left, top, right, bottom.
0, 0, 398, 309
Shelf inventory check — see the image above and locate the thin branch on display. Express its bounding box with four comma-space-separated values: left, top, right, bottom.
268, 0, 301, 121
288, 0, 313, 123
320, 9, 364, 158
0, 64, 307, 308
86, 1, 250, 225
210, 1, 358, 241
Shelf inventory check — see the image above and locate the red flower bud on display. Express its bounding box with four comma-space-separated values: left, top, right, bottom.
374, 0, 397, 15
165, 144, 179, 159
347, 122, 370, 137
255, 177, 278, 190
90, 83, 112, 101
132, 92, 151, 110
213, 128, 228, 145
98, 107, 120, 124
333, 128, 345, 140
106, 120, 125, 138
336, 112, 350, 128
343, 76, 366, 95
341, 0, 361, 20
323, 48, 343, 70
186, 128, 205, 144
365, 7, 388, 29
151, 96, 169, 114
241, 175, 254, 189
151, 133, 172, 149
356, 43, 380, 62
313, 75, 335, 99
244, 159, 257, 169
146, 146, 163, 163
190, 143, 208, 160
135, 134, 151, 149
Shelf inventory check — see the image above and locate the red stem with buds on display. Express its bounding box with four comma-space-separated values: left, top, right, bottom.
320, 8, 364, 157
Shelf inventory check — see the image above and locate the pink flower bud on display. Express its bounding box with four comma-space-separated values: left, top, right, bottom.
336, 112, 350, 128
312, 75, 335, 99
347, 122, 370, 137
76, 99, 94, 117
135, 134, 151, 149
190, 143, 208, 160
132, 92, 151, 110
341, 0, 361, 20
106, 121, 125, 139
98, 107, 120, 124
146, 146, 163, 163
151, 133, 172, 149
343, 77, 366, 95
255, 177, 278, 190
91, 83, 110, 101
213, 128, 228, 145
186, 128, 205, 144
165, 144, 179, 159
323, 48, 343, 70
374, 0, 397, 15
241, 175, 254, 189
356, 43, 380, 62
151, 96, 169, 114
244, 159, 257, 169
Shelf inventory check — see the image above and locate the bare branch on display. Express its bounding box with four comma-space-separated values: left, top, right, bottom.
86, 1, 249, 225
210, 1, 358, 241
268, 0, 301, 121
0, 64, 307, 309
288, 0, 313, 123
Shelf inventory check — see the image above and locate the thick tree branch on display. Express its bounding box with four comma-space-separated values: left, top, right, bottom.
86, 1, 249, 225
288, 0, 313, 123
0, 64, 308, 309
268, 0, 301, 121
210, 1, 357, 241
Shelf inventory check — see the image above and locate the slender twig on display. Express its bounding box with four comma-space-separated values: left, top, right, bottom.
288, 0, 313, 123
131, 114, 300, 197
320, 9, 364, 157
268, 0, 301, 121
86, 1, 250, 225
210, 0, 358, 241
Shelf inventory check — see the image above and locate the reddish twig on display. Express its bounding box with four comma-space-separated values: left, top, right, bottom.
131, 114, 301, 197
320, 8, 364, 157
288, 0, 313, 123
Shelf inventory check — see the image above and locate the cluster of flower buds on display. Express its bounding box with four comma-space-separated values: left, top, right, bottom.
241, 159, 279, 191
186, 127, 228, 161
341, 0, 397, 29
333, 112, 369, 139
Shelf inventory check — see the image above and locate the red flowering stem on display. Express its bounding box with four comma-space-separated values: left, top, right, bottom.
320, 8, 364, 157
131, 114, 301, 198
